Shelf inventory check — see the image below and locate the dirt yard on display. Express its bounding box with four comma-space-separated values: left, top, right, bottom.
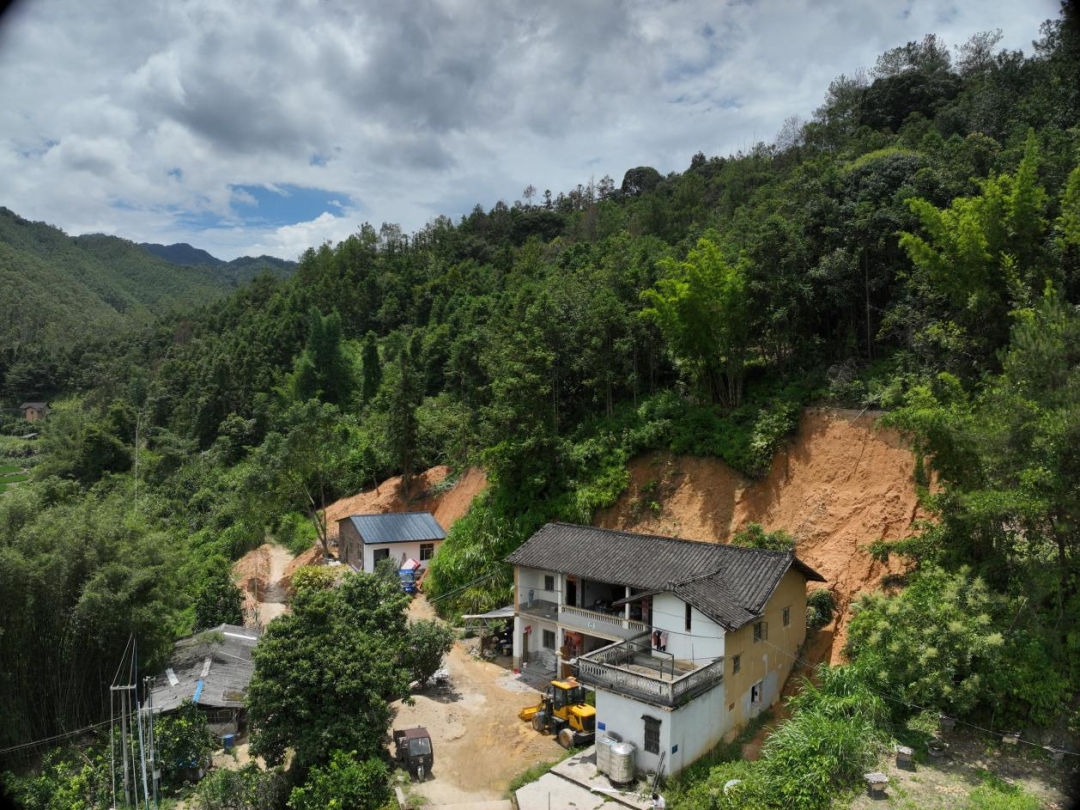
847, 733, 1075, 810
391, 597, 563, 806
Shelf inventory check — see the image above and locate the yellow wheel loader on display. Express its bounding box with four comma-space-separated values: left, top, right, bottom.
519, 677, 596, 748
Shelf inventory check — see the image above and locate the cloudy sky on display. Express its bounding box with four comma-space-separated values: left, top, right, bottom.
0, 0, 1057, 261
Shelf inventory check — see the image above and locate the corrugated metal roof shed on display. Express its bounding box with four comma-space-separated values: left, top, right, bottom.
505, 522, 824, 630
343, 512, 447, 545
149, 624, 261, 713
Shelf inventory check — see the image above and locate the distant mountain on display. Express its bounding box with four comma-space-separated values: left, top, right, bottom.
141, 241, 224, 267
140, 242, 296, 284
0, 207, 253, 398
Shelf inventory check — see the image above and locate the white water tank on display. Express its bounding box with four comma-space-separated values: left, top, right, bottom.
608, 741, 635, 785
596, 732, 621, 774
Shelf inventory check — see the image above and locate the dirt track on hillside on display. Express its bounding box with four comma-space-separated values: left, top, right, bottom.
595, 409, 925, 663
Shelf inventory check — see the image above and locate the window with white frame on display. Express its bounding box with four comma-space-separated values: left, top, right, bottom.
544, 574, 555, 592
420, 543, 435, 561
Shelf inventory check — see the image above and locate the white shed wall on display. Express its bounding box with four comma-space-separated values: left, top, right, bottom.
360, 540, 443, 573
666, 682, 729, 774
595, 690, 672, 777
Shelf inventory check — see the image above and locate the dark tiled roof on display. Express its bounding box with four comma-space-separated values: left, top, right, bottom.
19, 402, 48, 410
342, 512, 446, 545
505, 523, 825, 630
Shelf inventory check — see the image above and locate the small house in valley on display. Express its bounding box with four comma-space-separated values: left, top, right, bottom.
149, 624, 261, 736
338, 511, 447, 573
506, 522, 824, 777
19, 401, 49, 421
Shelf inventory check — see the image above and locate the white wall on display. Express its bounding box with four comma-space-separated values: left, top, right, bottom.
595, 690, 672, 776
667, 682, 729, 774
651, 592, 725, 664
361, 540, 443, 573
517, 566, 561, 605
595, 681, 728, 777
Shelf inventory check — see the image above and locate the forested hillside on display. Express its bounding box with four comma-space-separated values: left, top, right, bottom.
2, 7, 1080, 808
0, 210, 292, 402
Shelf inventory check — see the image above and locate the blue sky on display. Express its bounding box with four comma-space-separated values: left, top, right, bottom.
0, 0, 1059, 260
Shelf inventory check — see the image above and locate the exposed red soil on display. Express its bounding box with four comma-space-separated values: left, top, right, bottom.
595, 409, 928, 664
322, 465, 487, 541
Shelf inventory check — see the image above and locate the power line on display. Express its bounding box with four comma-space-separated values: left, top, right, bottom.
0, 719, 114, 756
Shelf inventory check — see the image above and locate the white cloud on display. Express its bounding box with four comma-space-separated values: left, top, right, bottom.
0, 0, 1059, 261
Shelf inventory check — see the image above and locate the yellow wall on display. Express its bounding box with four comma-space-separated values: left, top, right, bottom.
721, 568, 808, 738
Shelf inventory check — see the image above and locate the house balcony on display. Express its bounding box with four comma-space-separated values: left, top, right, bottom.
516, 595, 650, 641
576, 633, 724, 708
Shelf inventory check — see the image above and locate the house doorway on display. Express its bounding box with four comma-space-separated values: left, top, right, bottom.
566, 577, 578, 607
521, 628, 530, 665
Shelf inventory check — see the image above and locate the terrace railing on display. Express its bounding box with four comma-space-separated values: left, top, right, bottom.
576, 633, 724, 707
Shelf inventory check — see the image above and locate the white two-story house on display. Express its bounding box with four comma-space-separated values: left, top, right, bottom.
506, 522, 825, 777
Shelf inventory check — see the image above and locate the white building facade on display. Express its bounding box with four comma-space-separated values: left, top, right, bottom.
506, 522, 824, 778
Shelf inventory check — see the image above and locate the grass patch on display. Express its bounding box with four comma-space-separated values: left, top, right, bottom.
1, 473, 28, 484
0, 464, 21, 474
506, 746, 582, 794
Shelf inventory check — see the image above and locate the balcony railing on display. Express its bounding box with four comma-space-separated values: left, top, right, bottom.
558, 604, 650, 640
516, 593, 650, 641
576, 634, 724, 707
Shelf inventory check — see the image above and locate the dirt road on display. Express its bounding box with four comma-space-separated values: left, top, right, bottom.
392, 597, 563, 806
233, 542, 295, 626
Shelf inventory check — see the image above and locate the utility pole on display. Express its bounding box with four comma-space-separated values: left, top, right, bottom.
146, 676, 159, 809
118, 685, 130, 806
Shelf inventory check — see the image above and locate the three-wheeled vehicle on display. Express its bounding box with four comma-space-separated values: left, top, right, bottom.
398, 558, 422, 594
393, 726, 434, 781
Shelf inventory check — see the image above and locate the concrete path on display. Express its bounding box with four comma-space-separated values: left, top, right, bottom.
515, 773, 608, 810
515, 746, 653, 810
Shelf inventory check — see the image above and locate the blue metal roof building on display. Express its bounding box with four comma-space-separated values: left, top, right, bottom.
345, 512, 447, 544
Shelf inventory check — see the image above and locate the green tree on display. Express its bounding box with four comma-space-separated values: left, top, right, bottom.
189, 763, 287, 810
247, 400, 351, 558
193, 556, 244, 630
360, 331, 381, 403
287, 749, 389, 810
406, 619, 456, 686
643, 235, 751, 407
246, 572, 411, 767
292, 307, 355, 406
385, 331, 424, 491
154, 699, 215, 790
846, 566, 1008, 717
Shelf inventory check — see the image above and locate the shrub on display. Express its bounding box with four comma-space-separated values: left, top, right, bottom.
731, 523, 796, 552
806, 589, 835, 631
405, 619, 456, 686
288, 750, 389, 810
846, 566, 1009, 718
154, 699, 215, 790
189, 763, 287, 810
